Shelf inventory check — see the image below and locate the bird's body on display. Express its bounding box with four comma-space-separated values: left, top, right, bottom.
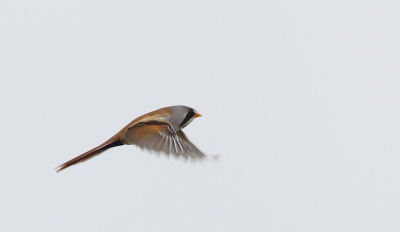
56, 105, 205, 172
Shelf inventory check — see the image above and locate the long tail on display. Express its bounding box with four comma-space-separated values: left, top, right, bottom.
56, 138, 124, 172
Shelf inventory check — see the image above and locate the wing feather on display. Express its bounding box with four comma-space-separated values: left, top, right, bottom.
123, 120, 206, 159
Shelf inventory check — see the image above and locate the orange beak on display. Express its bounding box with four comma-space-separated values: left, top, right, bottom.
194, 112, 202, 117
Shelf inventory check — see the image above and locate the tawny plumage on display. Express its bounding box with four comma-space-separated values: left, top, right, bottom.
56, 106, 205, 172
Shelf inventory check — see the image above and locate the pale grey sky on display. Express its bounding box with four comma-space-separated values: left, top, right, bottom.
1, 1, 399, 231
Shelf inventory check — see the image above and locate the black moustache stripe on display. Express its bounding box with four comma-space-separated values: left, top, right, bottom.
179, 110, 195, 127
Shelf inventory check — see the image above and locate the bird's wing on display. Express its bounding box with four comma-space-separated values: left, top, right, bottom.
124, 120, 206, 159
176, 130, 206, 158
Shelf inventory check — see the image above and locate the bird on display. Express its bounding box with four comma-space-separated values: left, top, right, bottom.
56, 105, 206, 172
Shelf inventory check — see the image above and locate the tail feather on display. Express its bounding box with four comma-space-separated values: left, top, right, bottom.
56, 139, 123, 172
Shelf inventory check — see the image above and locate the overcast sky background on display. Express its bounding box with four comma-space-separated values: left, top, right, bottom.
1, 1, 399, 231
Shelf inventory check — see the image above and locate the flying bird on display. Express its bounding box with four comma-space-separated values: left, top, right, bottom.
56, 105, 206, 172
